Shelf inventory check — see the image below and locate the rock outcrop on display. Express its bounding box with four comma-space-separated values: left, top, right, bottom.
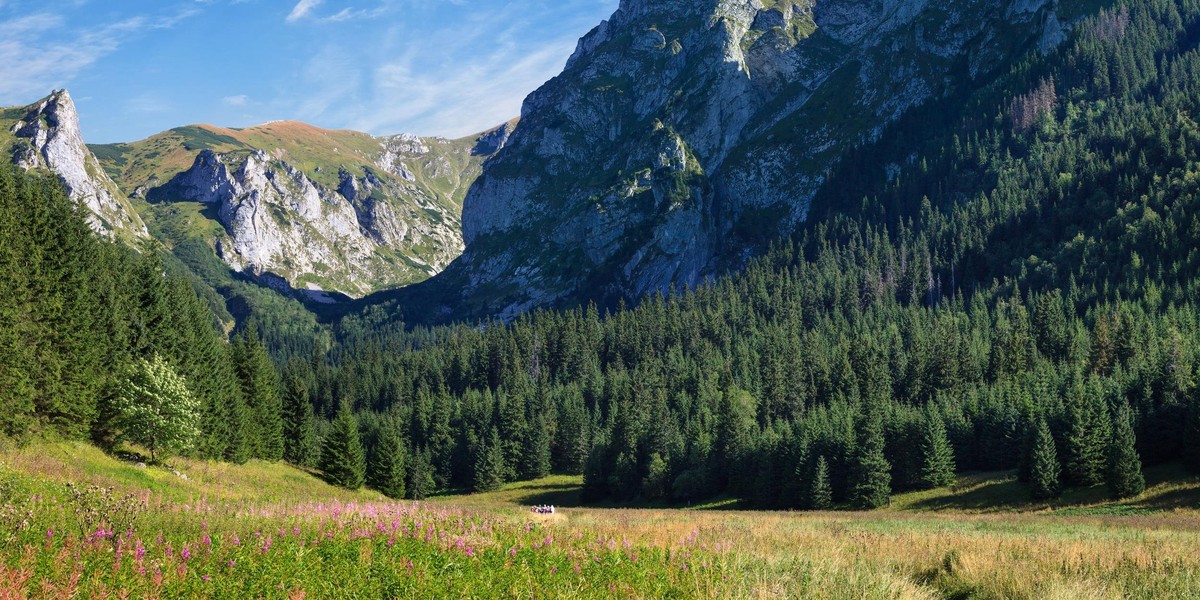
444, 0, 1069, 319
6, 90, 147, 240
94, 120, 509, 298
151, 146, 465, 297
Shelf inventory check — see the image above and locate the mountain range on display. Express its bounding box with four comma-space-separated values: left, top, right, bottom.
3, 0, 1103, 321
1, 90, 512, 300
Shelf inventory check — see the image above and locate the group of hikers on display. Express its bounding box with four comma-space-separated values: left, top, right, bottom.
530, 505, 556, 514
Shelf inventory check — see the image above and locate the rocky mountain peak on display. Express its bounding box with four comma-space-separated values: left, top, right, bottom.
8, 90, 146, 240
442, 0, 1067, 320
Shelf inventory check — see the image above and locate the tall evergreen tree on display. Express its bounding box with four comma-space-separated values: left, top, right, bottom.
472, 428, 505, 493
1106, 404, 1145, 499
523, 413, 552, 480
281, 361, 318, 466
233, 325, 285, 461
320, 402, 366, 489
1030, 419, 1062, 500
1186, 396, 1200, 474
919, 412, 956, 489
849, 410, 891, 509
408, 446, 436, 500
809, 455, 833, 510
369, 421, 408, 499
1063, 382, 1111, 487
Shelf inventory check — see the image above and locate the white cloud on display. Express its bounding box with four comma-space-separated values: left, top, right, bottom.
281, 0, 615, 138
286, 0, 322, 22
286, 0, 393, 24
0, 8, 200, 105
223, 94, 250, 106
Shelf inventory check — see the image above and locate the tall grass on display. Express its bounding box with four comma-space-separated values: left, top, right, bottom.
0, 443, 1197, 598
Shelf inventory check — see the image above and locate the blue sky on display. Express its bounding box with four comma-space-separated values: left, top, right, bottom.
0, 0, 617, 143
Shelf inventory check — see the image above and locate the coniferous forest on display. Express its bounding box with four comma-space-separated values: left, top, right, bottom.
4, 0, 1200, 512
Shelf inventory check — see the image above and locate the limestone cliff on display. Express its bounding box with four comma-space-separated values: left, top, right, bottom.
3, 90, 147, 241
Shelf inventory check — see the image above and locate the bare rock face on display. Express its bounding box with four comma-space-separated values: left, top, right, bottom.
8, 90, 147, 240
444, 0, 1065, 319
157, 148, 463, 297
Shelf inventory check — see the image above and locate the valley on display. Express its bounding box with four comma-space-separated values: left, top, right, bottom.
2, 0, 1200, 597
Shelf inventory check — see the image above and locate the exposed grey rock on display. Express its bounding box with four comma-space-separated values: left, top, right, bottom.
8, 90, 147, 239
446, 0, 1070, 318
159, 149, 463, 297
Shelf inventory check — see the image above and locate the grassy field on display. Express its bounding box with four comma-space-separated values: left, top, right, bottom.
1, 442, 1198, 598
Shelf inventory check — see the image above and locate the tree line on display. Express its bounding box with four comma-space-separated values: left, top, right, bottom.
2, 0, 1198, 510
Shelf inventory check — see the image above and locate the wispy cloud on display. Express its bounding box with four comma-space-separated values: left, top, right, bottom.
0, 7, 200, 105
282, 0, 612, 137
286, 0, 392, 24
286, 0, 322, 22
223, 94, 250, 107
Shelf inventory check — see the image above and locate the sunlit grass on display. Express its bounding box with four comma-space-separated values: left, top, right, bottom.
1, 443, 1198, 598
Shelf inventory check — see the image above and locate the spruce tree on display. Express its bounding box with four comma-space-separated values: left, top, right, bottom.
1064, 382, 1111, 487
472, 428, 505, 493
1106, 404, 1145, 499
320, 402, 366, 490
1186, 398, 1200, 474
282, 364, 318, 466
0, 163, 35, 440
809, 455, 833, 510
233, 325, 284, 461
920, 412, 956, 489
523, 414, 552, 480
849, 410, 891, 509
1030, 419, 1062, 500
369, 424, 407, 499
408, 446, 436, 500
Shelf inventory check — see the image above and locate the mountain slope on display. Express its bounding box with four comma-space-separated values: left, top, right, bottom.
425, 0, 1075, 320
0, 91, 147, 242
89, 120, 512, 298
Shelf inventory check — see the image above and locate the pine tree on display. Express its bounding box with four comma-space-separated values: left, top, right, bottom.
408, 446, 436, 500
320, 402, 366, 489
281, 363, 318, 466
0, 162, 35, 440
920, 412, 956, 489
233, 325, 284, 461
472, 428, 505, 493
1106, 404, 1145, 499
1030, 419, 1062, 500
1064, 382, 1111, 487
1186, 397, 1200, 474
523, 413, 552, 480
369, 423, 407, 499
809, 455, 833, 510
849, 410, 891, 509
